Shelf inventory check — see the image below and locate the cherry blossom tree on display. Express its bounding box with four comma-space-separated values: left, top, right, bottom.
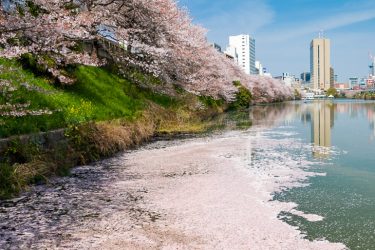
0, 0, 293, 102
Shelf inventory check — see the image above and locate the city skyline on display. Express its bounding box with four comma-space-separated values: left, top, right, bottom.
179, 0, 375, 82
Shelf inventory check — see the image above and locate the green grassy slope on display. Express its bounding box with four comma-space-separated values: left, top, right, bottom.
0, 59, 178, 138
0, 58, 253, 199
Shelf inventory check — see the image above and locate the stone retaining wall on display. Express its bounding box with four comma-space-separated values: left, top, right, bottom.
0, 129, 66, 161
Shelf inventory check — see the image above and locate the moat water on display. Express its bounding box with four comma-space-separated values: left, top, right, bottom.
257, 100, 375, 250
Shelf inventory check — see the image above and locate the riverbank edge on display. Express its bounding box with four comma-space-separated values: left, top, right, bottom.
54, 127, 346, 249
0, 102, 235, 200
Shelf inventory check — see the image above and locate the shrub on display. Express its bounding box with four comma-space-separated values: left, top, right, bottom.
326, 87, 338, 98
0, 163, 19, 199
229, 81, 252, 110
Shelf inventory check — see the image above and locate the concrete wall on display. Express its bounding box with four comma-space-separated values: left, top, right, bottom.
0, 130, 66, 162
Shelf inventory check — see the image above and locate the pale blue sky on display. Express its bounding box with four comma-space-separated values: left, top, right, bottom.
179, 0, 375, 82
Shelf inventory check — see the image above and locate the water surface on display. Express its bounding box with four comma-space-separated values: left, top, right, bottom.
253, 100, 375, 250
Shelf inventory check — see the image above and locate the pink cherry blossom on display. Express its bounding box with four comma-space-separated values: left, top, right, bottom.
0, 0, 293, 102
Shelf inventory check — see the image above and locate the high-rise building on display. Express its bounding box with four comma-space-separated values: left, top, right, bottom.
226, 34, 256, 75
330, 67, 335, 87
300, 72, 311, 84
255, 61, 263, 75
310, 38, 331, 91
370, 57, 375, 77
224, 46, 238, 63
211, 43, 222, 53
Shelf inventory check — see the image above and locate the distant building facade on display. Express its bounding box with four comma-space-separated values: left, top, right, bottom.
275, 73, 301, 89
225, 34, 256, 75
334, 83, 350, 90
349, 77, 359, 89
310, 38, 331, 91
224, 46, 238, 63
301, 72, 311, 84
367, 79, 375, 89
255, 61, 264, 76
370, 57, 375, 77
359, 78, 367, 87
211, 43, 222, 53
330, 67, 335, 87
348, 77, 371, 90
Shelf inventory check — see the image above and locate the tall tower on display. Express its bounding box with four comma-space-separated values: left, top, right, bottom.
330, 67, 335, 87
227, 34, 256, 75
310, 37, 331, 91
370, 53, 375, 77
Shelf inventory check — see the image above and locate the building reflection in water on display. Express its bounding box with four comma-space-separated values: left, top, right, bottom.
310, 101, 334, 158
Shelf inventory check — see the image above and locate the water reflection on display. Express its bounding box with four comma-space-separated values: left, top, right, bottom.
249, 100, 375, 158
310, 101, 334, 158
250, 100, 375, 250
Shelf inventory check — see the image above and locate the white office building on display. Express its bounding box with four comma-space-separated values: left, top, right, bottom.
255, 61, 264, 76
225, 34, 256, 75
224, 46, 238, 63
275, 73, 301, 89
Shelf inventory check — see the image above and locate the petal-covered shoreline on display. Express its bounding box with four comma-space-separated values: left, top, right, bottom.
0, 128, 346, 249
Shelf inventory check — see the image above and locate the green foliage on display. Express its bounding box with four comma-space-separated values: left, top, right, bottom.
339, 92, 346, 98
6, 35, 29, 47
3, 139, 40, 164
0, 53, 245, 200
16, 3, 25, 16
64, 2, 80, 10
26, 0, 43, 17
128, 69, 163, 86
70, 41, 86, 53
13, 1, 42, 17
227, 111, 252, 129
354, 92, 375, 100
64, 123, 103, 163
199, 96, 225, 108
0, 140, 47, 199
173, 85, 184, 94
294, 89, 302, 99
64, 99, 94, 124
233, 80, 242, 87
67, 65, 145, 121
0, 57, 242, 199
0, 58, 187, 138
0, 163, 19, 199
19, 53, 50, 76
229, 81, 252, 110
326, 87, 338, 97
147, 92, 178, 107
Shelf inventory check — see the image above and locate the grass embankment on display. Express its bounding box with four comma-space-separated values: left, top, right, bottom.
0, 58, 238, 199
0, 58, 200, 136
